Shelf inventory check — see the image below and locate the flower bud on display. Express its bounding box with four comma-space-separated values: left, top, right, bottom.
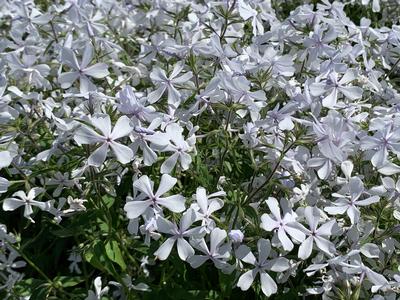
228, 229, 244, 243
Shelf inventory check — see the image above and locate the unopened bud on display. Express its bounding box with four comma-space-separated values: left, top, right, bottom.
229, 229, 244, 243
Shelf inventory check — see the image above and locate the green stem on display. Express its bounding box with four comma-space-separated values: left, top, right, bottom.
245, 139, 297, 204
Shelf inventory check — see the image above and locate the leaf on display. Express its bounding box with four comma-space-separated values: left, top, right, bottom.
13, 278, 47, 296
102, 195, 115, 208
105, 240, 127, 271
84, 240, 107, 272
51, 227, 78, 238
30, 282, 52, 300
54, 276, 85, 288
243, 205, 259, 225
224, 161, 232, 172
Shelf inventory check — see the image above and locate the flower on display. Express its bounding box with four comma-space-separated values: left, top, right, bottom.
310, 70, 363, 108
74, 114, 133, 166
2, 188, 50, 223
190, 187, 225, 233
298, 207, 338, 259
85, 277, 109, 300
147, 62, 193, 111
325, 177, 380, 224
361, 125, 400, 168
62, 196, 87, 214
236, 238, 290, 297
47, 172, 75, 197
260, 197, 305, 251
228, 229, 245, 244
59, 44, 109, 94
154, 209, 203, 261
188, 228, 232, 273
124, 174, 186, 219
117, 85, 157, 124
146, 123, 194, 174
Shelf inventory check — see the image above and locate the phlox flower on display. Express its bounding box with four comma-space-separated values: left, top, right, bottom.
74, 114, 133, 166
2, 188, 50, 223
260, 197, 305, 251
236, 238, 290, 297
124, 174, 186, 219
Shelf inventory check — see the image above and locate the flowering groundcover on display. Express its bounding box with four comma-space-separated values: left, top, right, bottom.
1, 0, 400, 299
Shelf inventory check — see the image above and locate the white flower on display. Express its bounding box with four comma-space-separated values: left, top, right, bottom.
85, 277, 109, 300
310, 70, 363, 108
147, 123, 194, 174
325, 177, 380, 224
62, 196, 87, 214
188, 228, 232, 273
74, 114, 133, 166
47, 172, 75, 197
68, 247, 82, 274
298, 207, 338, 259
228, 229, 244, 244
124, 174, 186, 219
340, 255, 388, 290
154, 209, 203, 261
2, 188, 50, 223
260, 197, 305, 251
59, 44, 109, 94
147, 62, 192, 111
361, 125, 400, 168
117, 85, 157, 124
236, 238, 290, 297
190, 187, 225, 233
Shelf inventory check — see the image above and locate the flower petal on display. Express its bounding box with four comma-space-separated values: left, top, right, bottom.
154, 237, 176, 260
278, 228, 293, 251
157, 195, 185, 213
74, 125, 104, 144
237, 269, 257, 291
235, 245, 256, 265
177, 238, 194, 261
83, 63, 109, 78
88, 143, 108, 167
210, 228, 227, 254
188, 255, 208, 268
110, 116, 132, 140
298, 236, 314, 260
155, 174, 177, 197
109, 142, 133, 164
260, 272, 277, 297
160, 152, 179, 174
133, 176, 154, 197
91, 114, 112, 137
3, 198, 25, 211
124, 200, 151, 219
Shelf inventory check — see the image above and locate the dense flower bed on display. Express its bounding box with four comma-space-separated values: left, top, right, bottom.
1, 0, 400, 299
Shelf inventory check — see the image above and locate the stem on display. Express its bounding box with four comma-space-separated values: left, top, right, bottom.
245, 139, 297, 204
9, 243, 52, 283
219, 102, 234, 174
386, 56, 400, 78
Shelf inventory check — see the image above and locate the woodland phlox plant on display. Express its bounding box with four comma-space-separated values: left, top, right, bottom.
0, 0, 400, 299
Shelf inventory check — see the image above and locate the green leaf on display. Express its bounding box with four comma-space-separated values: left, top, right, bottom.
51, 227, 78, 238
30, 282, 52, 300
84, 240, 107, 272
105, 240, 127, 271
54, 276, 85, 288
102, 195, 115, 208
13, 278, 47, 296
224, 161, 232, 172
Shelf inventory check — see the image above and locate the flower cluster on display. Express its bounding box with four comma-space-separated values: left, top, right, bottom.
0, 0, 400, 299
